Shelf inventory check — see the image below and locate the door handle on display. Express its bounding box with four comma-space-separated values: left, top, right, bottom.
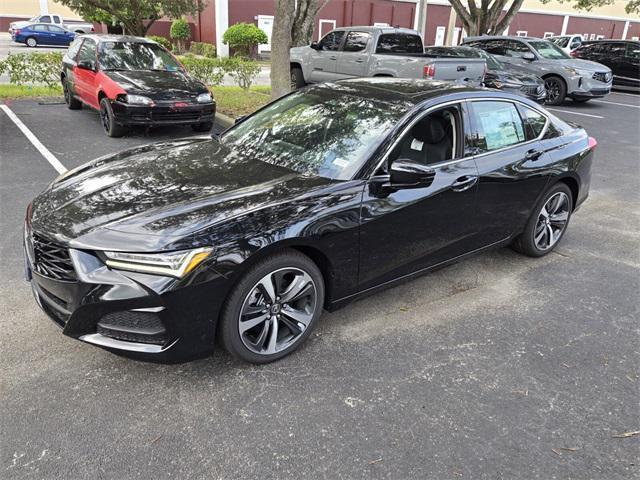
329, 56, 337, 60
452, 175, 478, 192
524, 149, 543, 161
355, 59, 365, 63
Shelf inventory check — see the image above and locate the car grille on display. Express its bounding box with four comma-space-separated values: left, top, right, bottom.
593, 71, 612, 82
590, 88, 610, 95
521, 85, 545, 96
97, 311, 167, 345
31, 233, 76, 281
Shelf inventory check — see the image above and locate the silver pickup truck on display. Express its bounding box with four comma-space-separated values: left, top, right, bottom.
290, 27, 486, 88
9, 14, 94, 34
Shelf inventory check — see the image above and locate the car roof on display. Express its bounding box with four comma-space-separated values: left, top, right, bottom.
464, 35, 545, 42
77, 34, 154, 43
331, 26, 420, 35
583, 39, 639, 44
320, 78, 486, 105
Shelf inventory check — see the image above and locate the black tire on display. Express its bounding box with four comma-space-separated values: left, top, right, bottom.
63, 78, 82, 110
290, 67, 306, 90
512, 182, 573, 257
219, 250, 325, 364
544, 76, 567, 106
25, 37, 37, 47
192, 121, 213, 132
99, 97, 126, 138
572, 98, 591, 103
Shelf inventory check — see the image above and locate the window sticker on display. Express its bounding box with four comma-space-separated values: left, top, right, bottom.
477, 104, 525, 150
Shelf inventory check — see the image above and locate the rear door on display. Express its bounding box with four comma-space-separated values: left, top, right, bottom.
73, 38, 99, 108
466, 99, 553, 244
621, 43, 640, 88
307, 30, 345, 83
335, 31, 372, 78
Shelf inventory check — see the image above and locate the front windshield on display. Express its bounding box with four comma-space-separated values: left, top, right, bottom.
529, 40, 570, 59
98, 42, 182, 71
220, 86, 409, 180
549, 37, 569, 48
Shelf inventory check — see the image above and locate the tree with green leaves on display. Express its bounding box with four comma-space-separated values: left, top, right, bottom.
448, 0, 639, 37
58, 0, 207, 37
223, 23, 269, 58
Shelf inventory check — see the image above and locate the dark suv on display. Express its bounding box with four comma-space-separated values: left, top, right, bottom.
571, 40, 640, 91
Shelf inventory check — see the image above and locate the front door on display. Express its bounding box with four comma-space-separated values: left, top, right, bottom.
335, 31, 372, 78
358, 102, 480, 290
466, 99, 553, 244
622, 43, 640, 88
308, 30, 345, 83
73, 38, 98, 108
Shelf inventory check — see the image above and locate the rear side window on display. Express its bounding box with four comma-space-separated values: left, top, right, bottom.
518, 106, 547, 140
318, 31, 345, 51
33, 24, 48, 31
607, 43, 627, 56
343, 31, 371, 52
40, 16, 51, 23
504, 40, 531, 58
376, 34, 423, 54
467, 39, 506, 56
470, 101, 526, 153
77, 39, 97, 64
66, 38, 83, 60
626, 43, 640, 58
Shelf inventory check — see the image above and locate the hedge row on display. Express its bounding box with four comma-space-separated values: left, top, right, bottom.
178, 55, 260, 90
0, 52, 64, 87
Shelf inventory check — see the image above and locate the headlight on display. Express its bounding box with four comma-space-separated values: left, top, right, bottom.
103, 247, 213, 278
125, 94, 154, 105
196, 92, 212, 103
564, 67, 589, 76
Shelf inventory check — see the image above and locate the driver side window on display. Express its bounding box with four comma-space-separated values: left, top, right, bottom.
386, 105, 462, 171
318, 31, 345, 51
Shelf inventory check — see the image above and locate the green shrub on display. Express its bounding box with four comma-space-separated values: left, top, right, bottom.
190, 41, 216, 58
0, 52, 64, 87
147, 35, 172, 51
170, 18, 191, 53
222, 57, 261, 90
178, 54, 226, 86
222, 23, 268, 57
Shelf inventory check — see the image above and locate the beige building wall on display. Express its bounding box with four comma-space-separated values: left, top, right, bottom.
1, 0, 82, 19
517, 0, 637, 21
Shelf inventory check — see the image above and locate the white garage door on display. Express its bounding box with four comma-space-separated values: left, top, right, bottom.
257, 15, 273, 53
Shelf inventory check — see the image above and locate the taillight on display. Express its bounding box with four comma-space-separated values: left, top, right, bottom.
91, 27, 95, 32
570, 51, 577, 57
14, 29, 20, 35
588, 136, 597, 151
423, 64, 436, 79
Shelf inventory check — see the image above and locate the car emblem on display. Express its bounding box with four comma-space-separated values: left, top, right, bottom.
173, 102, 188, 108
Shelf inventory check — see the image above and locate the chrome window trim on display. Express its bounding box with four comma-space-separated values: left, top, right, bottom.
368, 96, 550, 178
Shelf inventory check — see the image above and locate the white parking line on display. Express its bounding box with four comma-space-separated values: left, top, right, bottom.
546, 108, 604, 119
610, 91, 640, 98
0, 103, 67, 174
591, 99, 640, 109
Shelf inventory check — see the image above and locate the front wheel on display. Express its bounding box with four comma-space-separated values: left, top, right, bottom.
512, 183, 573, 257
25, 37, 37, 47
219, 250, 325, 364
544, 76, 567, 106
290, 67, 306, 90
99, 98, 126, 138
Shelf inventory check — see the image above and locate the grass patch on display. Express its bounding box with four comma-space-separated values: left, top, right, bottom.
210, 85, 271, 118
0, 84, 63, 100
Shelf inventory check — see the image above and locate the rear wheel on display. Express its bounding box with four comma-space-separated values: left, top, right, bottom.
25, 37, 37, 47
512, 183, 573, 257
219, 250, 324, 364
544, 76, 567, 106
99, 97, 126, 138
63, 78, 82, 110
192, 121, 213, 132
290, 67, 306, 90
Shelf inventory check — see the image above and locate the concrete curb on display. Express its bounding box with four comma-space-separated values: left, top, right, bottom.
215, 112, 235, 130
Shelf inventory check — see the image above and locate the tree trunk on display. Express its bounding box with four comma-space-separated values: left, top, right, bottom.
270, 0, 296, 99
448, 0, 525, 37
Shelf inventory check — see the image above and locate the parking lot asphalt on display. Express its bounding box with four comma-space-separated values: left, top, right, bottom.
1, 93, 639, 479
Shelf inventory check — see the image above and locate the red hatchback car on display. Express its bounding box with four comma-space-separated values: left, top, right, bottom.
61, 35, 216, 137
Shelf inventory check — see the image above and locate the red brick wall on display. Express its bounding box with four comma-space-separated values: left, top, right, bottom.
567, 16, 626, 39
424, 4, 452, 45
508, 12, 565, 37
627, 21, 640, 40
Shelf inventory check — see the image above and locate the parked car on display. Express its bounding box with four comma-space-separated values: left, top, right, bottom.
463, 35, 612, 105
290, 27, 486, 87
61, 35, 215, 137
11, 23, 76, 47
25, 78, 595, 363
571, 40, 640, 91
423, 46, 546, 102
9, 14, 94, 34
548, 34, 584, 54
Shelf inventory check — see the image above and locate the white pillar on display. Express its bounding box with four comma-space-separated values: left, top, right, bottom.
215, 0, 230, 57
40, 0, 49, 14
561, 15, 569, 35
622, 20, 630, 40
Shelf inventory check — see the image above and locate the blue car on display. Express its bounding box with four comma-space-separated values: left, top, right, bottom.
12, 23, 75, 47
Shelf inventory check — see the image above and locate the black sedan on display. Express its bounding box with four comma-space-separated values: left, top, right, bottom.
25, 79, 594, 363
424, 46, 547, 102
61, 35, 215, 137
571, 40, 640, 91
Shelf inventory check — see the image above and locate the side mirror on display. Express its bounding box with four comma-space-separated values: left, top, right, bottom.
522, 52, 536, 61
77, 60, 95, 71
390, 159, 436, 188
310, 41, 319, 50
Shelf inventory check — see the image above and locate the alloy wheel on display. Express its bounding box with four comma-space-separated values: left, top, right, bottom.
100, 104, 110, 133
545, 79, 560, 103
238, 267, 317, 355
63, 83, 70, 104
534, 192, 569, 251
26, 38, 37, 47
290, 72, 297, 90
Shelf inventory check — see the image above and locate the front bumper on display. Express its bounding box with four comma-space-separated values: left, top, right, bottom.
24, 231, 230, 362
110, 100, 216, 127
566, 73, 613, 99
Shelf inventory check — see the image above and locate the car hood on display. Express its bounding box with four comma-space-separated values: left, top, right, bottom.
103, 70, 207, 99
30, 138, 334, 251
486, 69, 543, 85
549, 58, 610, 72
